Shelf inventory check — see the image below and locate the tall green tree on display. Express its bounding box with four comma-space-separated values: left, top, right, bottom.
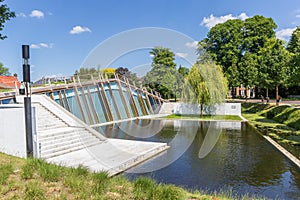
0, 62, 10, 75
183, 60, 228, 116
287, 27, 300, 54
200, 19, 244, 75
178, 65, 189, 78
243, 15, 277, 53
200, 15, 278, 96
238, 52, 258, 98
0, 0, 15, 40
287, 27, 300, 85
143, 47, 180, 99
259, 38, 291, 103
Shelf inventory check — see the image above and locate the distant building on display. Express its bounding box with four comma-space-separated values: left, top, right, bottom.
228, 85, 255, 99
0, 76, 21, 89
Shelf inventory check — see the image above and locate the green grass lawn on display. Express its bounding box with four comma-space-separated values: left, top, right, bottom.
161, 114, 242, 121
0, 152, 266, 200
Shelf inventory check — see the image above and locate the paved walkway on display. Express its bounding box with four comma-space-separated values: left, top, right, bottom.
230, 99, 300, 106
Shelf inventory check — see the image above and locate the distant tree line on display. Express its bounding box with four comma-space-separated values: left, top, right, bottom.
200, 15, 300, 99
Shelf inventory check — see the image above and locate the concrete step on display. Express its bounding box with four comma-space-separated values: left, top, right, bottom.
39, 130, 90, 144
41, 135, 98, 151
37, 123, 67, 131
39, 131, 86, 142
41, 140, 100, 159
38, 127, 83, 138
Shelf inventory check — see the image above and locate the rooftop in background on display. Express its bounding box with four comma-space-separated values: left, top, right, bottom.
0, 76, 20, 89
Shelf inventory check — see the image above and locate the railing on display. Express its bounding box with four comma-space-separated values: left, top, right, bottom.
45, 74, 164, 125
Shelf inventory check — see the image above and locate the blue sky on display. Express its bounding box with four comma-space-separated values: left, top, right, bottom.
0, 0, 300, 81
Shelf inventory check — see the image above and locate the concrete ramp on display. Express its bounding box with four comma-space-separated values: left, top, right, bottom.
16, 95, 168, 175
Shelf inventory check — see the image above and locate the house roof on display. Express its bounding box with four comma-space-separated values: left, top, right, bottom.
0, 76, 21, 89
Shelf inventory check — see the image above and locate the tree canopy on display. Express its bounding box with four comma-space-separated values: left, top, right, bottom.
0, 0, 15, 40
200, 15, 292, 98
287, 27, 300, 85
143, 47, 181, 99
0, 62, 10, 75
115, 67, 139, 85
183, 59, 228, 115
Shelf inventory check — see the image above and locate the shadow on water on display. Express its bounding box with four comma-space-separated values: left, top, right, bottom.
94, 119, 300, 199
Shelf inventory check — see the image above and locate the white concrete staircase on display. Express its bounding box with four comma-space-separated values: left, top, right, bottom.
35, 103, 102, 159
15, 94, 169, 175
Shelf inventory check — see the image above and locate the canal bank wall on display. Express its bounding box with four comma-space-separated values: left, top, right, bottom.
159, 102, 241, 116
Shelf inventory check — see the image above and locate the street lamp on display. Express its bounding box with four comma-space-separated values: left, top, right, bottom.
22, 45, 33, 157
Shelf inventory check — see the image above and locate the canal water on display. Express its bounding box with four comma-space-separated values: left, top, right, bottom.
94, 119, 300, 199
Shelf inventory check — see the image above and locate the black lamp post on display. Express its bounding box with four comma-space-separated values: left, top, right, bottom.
22, 45, 33, 157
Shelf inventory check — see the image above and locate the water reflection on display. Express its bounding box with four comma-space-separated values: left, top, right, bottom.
95, 120, 300, 199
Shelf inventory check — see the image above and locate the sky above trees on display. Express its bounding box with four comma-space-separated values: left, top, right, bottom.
0, 0, 300, 81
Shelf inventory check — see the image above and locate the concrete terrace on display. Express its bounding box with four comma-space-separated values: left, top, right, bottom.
1, 95, 168, 176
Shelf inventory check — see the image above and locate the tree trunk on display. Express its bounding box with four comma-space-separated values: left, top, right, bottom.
266, 88, 269, 98
276, 86, 279, 105
200, 104, 203, 117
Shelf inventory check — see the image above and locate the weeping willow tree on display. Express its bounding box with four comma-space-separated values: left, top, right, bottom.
183, 59, 228, 116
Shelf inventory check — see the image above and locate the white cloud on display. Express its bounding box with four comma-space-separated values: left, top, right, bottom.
238, 13, 249, 21
201, 12, 249, 29
30, 43, 53, 49
69, 25, 91, 34
276, 28, 296, 41
185, 41, 198, 49
296, 14, 300, 18
175, 52, 188, 58
30, 10, 44, 19
17, 12, 26, 18
30, 44, 40, 49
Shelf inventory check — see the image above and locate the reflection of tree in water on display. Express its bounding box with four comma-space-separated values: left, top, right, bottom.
191, 122, 290, 188
239, 123, 288, 187
290, 167, 300, 190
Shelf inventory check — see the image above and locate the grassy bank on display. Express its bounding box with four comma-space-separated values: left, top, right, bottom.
242, 103, 300, 158
161, 114, 242, 121
0, 153, 265, 200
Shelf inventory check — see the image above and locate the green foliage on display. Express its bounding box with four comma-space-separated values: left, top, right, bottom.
24, 181, 46, 200
238, 52, 258, 89
178, 65, 189, 78
200, 15, 284, 95
200, 19, 244, 72
287, 27, 300, 86
0, 62, 10, 75
101, 67, 116, 79
143, 47, 182, 99
183, 60, 228, 115
150, 47, 176, 69
0, 0, 15, 40
115, 67, 139, 85
243, 15, 277, 53
287, 27, 300, 54
258, 39, 291, 88
0, 163, 13, 184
